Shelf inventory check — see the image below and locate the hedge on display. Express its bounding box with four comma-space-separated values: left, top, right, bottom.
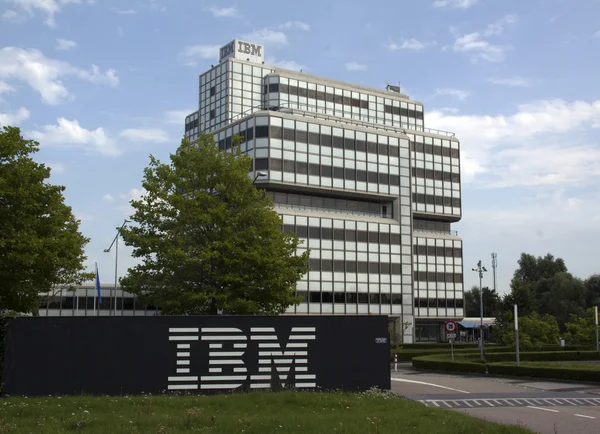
392, 346, 512, 362
484, 351, 600, 363
412, 355, 487, 374
412, 351, 600, 382
487, 363, 600, 382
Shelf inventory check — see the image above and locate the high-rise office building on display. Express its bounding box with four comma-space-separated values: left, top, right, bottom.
184, 40, 464, 343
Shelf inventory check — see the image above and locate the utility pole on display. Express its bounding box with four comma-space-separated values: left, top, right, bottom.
472, 260, 488, 361
491, 253, 497, 293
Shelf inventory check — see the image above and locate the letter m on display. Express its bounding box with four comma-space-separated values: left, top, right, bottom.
251, 327, 316, 388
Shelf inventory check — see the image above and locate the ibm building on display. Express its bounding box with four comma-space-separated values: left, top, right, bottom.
183, 40, 464, 344
38, 40, 464, 344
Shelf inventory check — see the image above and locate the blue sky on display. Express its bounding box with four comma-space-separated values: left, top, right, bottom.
1, 0, 600, 295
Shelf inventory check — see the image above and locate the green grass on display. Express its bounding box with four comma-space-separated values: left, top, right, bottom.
0, 390, 534, 433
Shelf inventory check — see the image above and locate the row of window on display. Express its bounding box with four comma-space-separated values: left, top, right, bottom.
414, 271, 463, 283
413, 193, 461, 208
263, 158, 407, 185
413, 244, 462, 257
414, 298, 465, 308
281, 225, 424, 247
298, 291, 408, 305
411, 141, 460, 159
383, 104, 424, 120
42, 296, 156, 311
412, 167, 461, 183
297, 291, 462, 306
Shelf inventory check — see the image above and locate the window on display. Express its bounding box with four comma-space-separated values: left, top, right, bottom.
255, 126, 269, 138
210, 109, 216, 120
210, 86, 216, 97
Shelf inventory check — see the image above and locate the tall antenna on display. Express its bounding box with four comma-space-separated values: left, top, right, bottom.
491, 253, 498, 293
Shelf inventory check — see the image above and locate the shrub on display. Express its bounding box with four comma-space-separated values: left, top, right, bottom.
488, 363, 600, 382
412, 355, 487, 374
484, 351, 600, 363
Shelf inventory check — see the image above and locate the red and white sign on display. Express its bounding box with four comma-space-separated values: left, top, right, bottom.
445, 321, 457, 333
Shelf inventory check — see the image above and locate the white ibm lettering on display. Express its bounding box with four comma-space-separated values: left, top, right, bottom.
167, 326, 316, 391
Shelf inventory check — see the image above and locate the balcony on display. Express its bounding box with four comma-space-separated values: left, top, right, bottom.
413, 228, 459, 236
227, 103, 456, 138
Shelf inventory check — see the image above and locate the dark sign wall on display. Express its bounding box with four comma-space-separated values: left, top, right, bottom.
2, 315, 390, 396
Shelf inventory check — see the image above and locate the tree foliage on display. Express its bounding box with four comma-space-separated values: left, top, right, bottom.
495, 311, 559, 350
535, 272, 587, 328
502, 252, 573, 317
564, 307, 598, 347
120, 133, 310, 315
0, 126, 92, 314
464, 285, 502, 318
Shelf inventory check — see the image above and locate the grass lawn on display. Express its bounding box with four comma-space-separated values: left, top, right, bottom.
0, 389, 534, 434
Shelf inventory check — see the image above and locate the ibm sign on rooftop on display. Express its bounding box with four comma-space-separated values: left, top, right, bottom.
219, 39, 264, 64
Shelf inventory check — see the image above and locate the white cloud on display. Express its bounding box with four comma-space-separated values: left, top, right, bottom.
243, 29, 288, 46
487, 76, 534, 87
483, 14, 517, 36
388, 38, 435, 51
279, 21, 310, 31
433, 0, 479, 9
0, 80, 15, 95
55, 38, 77, 50
179, 45, 220, 66
164, 109, 195, 125
448, 32, 509, 62
46, 162, 65, 174
345, 61, 367, 72
28, 118, 121, 156
594, 30, 600, 38
103, 193, 115, 202
435, 88, 470, 101
427, 99, 600, 187
4, 0, 94, 27
0, 47, 118, 105
269, 58, 305, 71
0, 107, 30, 125
118, 128, 169, 143
205, 6, 238, 17
446, 16, 516, 63
113, 8, 137, 14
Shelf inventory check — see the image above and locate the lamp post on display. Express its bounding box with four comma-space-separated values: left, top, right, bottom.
104, 219, 130, 316
472, 260, 488, 361
253, 171, 267, 184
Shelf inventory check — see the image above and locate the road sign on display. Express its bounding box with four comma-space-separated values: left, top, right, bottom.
447, 333, 457, 339
445, 321, 457, 333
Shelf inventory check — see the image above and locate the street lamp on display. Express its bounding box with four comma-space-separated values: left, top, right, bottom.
253, 171, 267, 184
104, 219, 130, 316
472, 260, 488, 361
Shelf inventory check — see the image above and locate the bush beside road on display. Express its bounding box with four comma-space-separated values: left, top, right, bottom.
412, 350, 600, 382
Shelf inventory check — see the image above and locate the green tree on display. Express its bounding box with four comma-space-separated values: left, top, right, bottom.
564, 307, 598, 348
495, 311, 559, 350
503, 253, 569, 315
535, 272, 587, 329
464, 285, 502, 318
584, 274, 600, 308
0, 126, 92, 315
120, 133, 310, 315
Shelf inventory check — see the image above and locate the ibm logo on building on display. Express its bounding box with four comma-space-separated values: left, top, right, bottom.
219, 40, 263, 62
167, 327, 316, 391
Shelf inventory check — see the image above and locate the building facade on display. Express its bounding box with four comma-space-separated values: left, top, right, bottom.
183, 40, 464, 343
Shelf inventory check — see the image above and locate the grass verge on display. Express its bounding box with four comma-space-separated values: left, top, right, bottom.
0, 390, 534, 433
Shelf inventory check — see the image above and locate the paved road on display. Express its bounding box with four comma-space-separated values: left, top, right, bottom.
391, 366, 600, 434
